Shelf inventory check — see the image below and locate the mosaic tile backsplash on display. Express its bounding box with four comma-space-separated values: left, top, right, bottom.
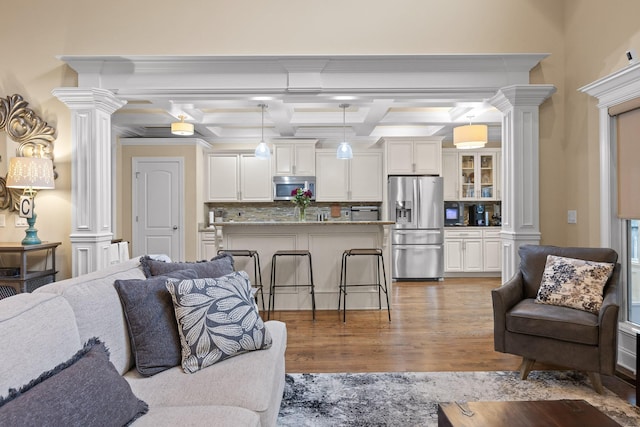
206, 202, 382, 223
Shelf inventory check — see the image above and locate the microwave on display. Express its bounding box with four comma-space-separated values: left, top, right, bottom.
273, 176, 316, 201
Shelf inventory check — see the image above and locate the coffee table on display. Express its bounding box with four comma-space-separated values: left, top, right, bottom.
437, 400, 621, 427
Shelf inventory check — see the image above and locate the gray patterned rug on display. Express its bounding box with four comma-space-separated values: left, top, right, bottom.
278, 371, 640, 426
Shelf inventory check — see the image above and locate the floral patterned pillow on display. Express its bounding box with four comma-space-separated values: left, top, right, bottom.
535, 255, 614, 314
166, 271, 272, 373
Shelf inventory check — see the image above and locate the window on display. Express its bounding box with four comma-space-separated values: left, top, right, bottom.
629, 220, 640, 325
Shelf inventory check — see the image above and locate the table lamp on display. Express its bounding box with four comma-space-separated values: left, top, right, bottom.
6, 156, 55, 245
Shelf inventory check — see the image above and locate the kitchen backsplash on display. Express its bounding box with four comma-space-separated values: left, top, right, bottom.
206, 202, 382, 223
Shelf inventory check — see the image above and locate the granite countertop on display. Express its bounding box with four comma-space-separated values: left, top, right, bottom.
200, 220, 394, 231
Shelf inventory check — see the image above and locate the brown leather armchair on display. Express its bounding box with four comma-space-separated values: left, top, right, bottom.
492, 245, 620, 393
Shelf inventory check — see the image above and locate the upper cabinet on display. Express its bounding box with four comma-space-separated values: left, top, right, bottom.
385, 138, 442, 175
206, 153, 272, 202
442, 148, 501, 201
315, 151, 383, 202
273, 141, 316, 176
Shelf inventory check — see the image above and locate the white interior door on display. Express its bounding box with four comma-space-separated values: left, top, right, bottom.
132, 157, 184, 260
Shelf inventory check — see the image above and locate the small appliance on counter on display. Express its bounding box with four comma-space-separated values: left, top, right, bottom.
468, 204, 486, 226
350, 206, 380, 221
444, 202, 463, 226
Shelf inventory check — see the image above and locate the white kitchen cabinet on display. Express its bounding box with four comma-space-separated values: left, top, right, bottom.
459, 150, 499, 201
444, 229, 483, 273
385, 138, 442, 175
316, 151, 383, 202
441, 149, 459, 200
482, 229, 502, 272
206, 153, 271, 201
273, 141, 316, 176
199, 231, 218, 260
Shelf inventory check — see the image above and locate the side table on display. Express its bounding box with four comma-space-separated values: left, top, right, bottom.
0, 242, 61, 293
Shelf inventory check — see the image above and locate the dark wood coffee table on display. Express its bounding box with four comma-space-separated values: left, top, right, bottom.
438, 400, 621, 427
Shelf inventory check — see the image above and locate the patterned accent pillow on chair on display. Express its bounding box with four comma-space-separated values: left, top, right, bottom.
535, 255, 615, 314
166, 271, 272, 373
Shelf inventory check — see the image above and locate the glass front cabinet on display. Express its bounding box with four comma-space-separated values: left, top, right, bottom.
459, 151, 498, 201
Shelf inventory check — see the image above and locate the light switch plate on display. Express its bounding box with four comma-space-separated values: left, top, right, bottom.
567, 210, 577, 224
15, 216, 28, 227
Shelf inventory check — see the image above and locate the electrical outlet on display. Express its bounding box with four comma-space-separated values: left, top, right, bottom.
15, 216, 28, 227
0, 214, 5, 227
567, 210, 577, 224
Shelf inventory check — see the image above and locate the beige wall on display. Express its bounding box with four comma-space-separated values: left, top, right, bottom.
1, 0, 637, 278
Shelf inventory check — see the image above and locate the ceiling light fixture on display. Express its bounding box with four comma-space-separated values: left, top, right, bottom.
254, 104, 271, 159
336, 104, 353, 159
171, 114, 194, 136
453, 116, 487, 150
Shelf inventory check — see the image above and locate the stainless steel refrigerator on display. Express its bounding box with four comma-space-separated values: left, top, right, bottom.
388, 176, 444, 279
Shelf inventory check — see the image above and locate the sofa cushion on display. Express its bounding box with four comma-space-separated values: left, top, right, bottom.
0, 293, 82, 397
125, 320, 287, 426
114, 269, 199, 377
166, 271, 272, 373
506, 299, 599, 345
131, 405, 260, 427
0, 338, 148, 427
140, 252, 234, 278
518, 245, 618, 299
535, 255, 614, 314
34, 257, 147, 375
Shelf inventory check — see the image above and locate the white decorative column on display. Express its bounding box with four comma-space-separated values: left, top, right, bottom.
489, 85, 556, 282
52, 88, 126, 276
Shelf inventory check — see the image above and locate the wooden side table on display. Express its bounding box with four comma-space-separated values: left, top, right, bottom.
0, 242, 61, 293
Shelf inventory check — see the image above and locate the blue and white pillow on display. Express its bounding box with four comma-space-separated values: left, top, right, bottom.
166, 271, 272, 373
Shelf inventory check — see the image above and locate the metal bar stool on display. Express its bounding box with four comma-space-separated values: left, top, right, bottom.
218, 249, 264, 311
338, 248, 390, 322
268, 250, 315, 321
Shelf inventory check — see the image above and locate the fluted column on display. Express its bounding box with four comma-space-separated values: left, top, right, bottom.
52, 88, 126, 276
489, 85, 556, 282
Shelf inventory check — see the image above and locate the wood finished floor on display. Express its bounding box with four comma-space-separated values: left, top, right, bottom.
265, 277, 636, 404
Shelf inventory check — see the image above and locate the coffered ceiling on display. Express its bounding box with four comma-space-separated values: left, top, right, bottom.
60, 54, 549, 147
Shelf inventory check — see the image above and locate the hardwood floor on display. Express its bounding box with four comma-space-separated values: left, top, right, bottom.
266, 277, 636, 404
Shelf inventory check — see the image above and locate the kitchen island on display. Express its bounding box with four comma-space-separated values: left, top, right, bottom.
199, 220, 394, 312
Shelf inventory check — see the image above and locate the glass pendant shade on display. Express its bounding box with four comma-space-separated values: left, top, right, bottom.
255, 104, 271, 159
336, 141, 353, 159
453, 124, 487, 149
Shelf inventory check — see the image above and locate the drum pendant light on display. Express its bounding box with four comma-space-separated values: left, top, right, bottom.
453, 116, 487, 149
254, 104, 271, 159
171, 115, 194, 136
336, 104, 353, 159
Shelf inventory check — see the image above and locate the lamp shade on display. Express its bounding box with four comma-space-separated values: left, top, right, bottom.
171, 115, 194, 136
336, 141, 353, 159
6, 157, 55, 189
453, 124, 488, 149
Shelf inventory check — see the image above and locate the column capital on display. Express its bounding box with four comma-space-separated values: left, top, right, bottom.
52, 87, 126, 114
489, 84, 556, 111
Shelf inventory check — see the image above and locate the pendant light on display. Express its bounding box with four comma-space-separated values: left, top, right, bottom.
336, 103, 353, 159
254, 104, 271, 159
453, 116, 487, 150
171, 114, 194, 136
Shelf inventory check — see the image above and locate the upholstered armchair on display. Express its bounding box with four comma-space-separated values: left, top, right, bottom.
492, 245, 620, 393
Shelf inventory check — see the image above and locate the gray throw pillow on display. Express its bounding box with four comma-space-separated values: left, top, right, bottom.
0, 338, 148, 426
166, 271, 272, 374
140, 252, 234, 278
114, 269, 199, 377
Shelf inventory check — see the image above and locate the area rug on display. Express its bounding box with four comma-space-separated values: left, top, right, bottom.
278, 371, 640, 426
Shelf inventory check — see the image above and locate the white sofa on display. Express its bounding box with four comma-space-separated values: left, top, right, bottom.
0, 257, 287, 426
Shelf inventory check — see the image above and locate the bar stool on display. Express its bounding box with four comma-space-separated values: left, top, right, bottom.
218, 249, 264, 311
268, 250, 315, 321
338, 248, 390, 322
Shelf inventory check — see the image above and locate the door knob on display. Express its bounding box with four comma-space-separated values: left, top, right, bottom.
172, 226, 178, 230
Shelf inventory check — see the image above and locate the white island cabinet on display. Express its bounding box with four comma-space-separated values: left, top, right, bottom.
206, 221, 393, 311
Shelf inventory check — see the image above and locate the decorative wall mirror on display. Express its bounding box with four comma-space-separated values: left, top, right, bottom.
0, 94, 56, 211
